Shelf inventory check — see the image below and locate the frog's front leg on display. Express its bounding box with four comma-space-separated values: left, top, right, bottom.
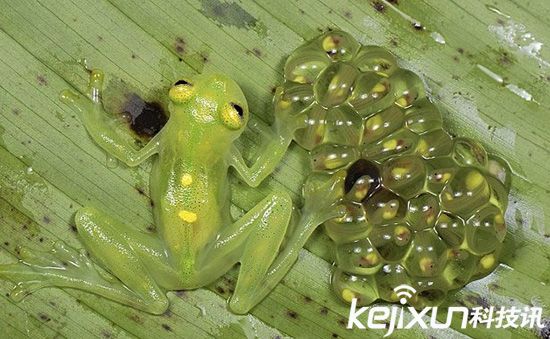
0, 208, 178, 314
60, 69, 160, 167
230, 88, 308, 187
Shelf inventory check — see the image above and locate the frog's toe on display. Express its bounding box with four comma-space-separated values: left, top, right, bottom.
59, 89, 92, 113
15, 241, 89, 269
9, 280, 47, 301
0, 242, 98, 293
15, 245, 62, 267
86, 70, 105, 101
59, 89, 81, 104
0, 244, 108, 303
0, 262, 53, 301
227, 295, 251, 315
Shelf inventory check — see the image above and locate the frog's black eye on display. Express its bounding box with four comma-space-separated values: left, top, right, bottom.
169, 79, 194, 103
174, 79, 191, 86
231, 103, 244, 118
222, 103, 246, 130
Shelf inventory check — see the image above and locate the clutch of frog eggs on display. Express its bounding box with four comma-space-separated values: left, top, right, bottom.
277, 30, 511, 308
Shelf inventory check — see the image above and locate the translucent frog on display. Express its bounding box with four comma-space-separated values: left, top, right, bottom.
0, 70, 345, 314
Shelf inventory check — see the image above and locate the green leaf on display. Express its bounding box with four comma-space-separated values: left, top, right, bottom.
0, 0, 549, 337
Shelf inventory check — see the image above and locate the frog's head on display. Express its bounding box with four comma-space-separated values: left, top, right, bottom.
168, 73, 249, 138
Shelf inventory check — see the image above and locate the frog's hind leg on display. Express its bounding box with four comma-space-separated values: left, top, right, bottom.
193, 191, 294, 313
228, 174, 346, 313
0, 207, 174, 314
196, 174, 346, 314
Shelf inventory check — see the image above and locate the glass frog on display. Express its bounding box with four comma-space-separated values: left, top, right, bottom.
0, 70, 345, 314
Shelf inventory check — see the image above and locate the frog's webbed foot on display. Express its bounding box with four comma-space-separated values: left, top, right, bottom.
0, 208, 172, 314
302, 170, 348, 225
0, 241, 109, 301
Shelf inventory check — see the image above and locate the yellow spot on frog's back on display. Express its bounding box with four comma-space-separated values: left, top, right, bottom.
178, 210, 197, 223
181, 173, 193, 186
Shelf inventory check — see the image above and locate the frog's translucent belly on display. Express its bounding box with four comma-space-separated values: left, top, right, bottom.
149, 152, 231, 277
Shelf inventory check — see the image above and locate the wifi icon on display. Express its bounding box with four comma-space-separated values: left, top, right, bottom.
394, 284, 417, 305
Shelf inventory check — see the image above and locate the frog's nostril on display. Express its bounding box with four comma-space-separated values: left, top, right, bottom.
231, 103, 244, 117
174, 79, 191, 86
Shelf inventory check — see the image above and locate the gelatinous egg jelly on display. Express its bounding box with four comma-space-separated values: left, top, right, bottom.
276, 30, 511, 309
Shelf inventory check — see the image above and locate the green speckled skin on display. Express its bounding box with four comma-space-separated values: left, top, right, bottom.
0, 70, 344, 315
276, 31, 512, 309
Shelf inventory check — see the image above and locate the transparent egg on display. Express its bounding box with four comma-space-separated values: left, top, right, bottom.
402, 230, 448, 278
435, 213, 465, 247
381, 155, 426, 199
294, 104, 327, 150
440, 168, 490, 218
323, 105, 364, 145
465, 205, 506, 255
407, 193, 440, 231
310, 144, 360, 172
452, 138, 488, 168
364, 188, 407, 225
353, 45, 398, 76
404, 98, 443, 134
318, 31, 360, 61
284, 48, 329, 84
375, 264, 411, 302
348, 73, 392, 117
362, 105, 405, 145
442, 248, 477, 289
425, 157, 458, 193
332, 269, 378, 306
362, 129, 418, 161
368, 223, 413, 262
275, 83, 315, 118
336, 238, 383, 275
416, 129, 453, 158
314, 63, 359, 108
